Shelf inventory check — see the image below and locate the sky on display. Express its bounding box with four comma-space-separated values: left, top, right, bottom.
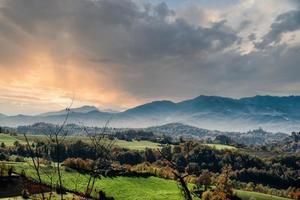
0, 0, 300, 115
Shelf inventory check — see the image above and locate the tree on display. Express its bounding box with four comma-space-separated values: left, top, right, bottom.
173, 154, 187, 173
245, 182, 255, 191
158, 147, 193, 200
291, 132, 299, 142
82, 119, 115, 197
214, 135, 232, 145
0, 152, 8, 161
45, 105, 72, 199
215, 166, 234, 198
26, 101, 73, 200
200, 167, 236, 200
116, 151, 143, 165
0, 142, 5, 148
196, 170, 212, 191
144, 148, 156, 163
23, 132, 46, 200
161, 145, 172, 160
14, 140, 20, 147
68, 140, 92, 159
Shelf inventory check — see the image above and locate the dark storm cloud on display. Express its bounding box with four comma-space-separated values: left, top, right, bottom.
0, 0, 239, 62
238, 20, 251, 31
121, 44, 300, 99
248, 33, 256, 41
256, 8, 300, 49
0, 0, 300, 104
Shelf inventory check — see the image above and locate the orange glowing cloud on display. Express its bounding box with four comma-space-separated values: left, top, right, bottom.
0, 50, 142, 115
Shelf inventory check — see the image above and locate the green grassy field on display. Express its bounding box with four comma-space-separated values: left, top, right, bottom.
2, 133, 236, 151
0, 133, 161, 150
236, 190, 291, 200
0, 134, 25, 146
203, 143, 236, 150
0, 193, 80, 200
9, 162, 181, 200
6, 162, 291, 200
114, 139, 161, 150
2, 133, 238, 151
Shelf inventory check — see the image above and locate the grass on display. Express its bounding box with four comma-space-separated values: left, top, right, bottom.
0, 133, 25, 146
2, 133, 236, 151
6, 162, 292, 200
7, 133, 237, 151
92, 176, 181, 200
236, 190, 291, 200
114, 139, 161, 150
0, 192, 81, 200
203, 143, 236, 150
9, 134, 161, 150
9, 162, 181, 200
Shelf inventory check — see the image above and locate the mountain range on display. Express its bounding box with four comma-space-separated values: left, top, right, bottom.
1, 95, 300, 133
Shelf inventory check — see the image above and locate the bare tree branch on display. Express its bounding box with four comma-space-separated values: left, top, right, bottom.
157, 148, 193, 200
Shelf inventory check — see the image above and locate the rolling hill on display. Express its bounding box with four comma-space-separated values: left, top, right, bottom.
1, 95, 300, 132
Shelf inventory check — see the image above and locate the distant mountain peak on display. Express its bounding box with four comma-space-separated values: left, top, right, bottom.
71, 105, 99, 113
39, 105, 99, 117
101, 108, 120, 113
145, 100, 175, 105
124, 100, 176, 114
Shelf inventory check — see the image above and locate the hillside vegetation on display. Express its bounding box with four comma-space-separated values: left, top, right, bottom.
0, 134, 161, 150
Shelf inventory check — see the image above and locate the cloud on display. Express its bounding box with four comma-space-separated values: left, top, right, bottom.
256, 8, 300, 49
237, 20, 252, 31
248, 33, 256, 41
0, 0, 240, 64
0, 0, 299, 114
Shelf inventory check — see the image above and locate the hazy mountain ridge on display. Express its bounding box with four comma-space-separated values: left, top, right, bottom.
39, 106, 100, 117
3, 122, 289, 146
1, 95, 300, 132
146, 123, 289, 146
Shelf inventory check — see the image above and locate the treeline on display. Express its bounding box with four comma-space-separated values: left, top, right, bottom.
1, 122, 292, 147
113, 129, 174, 144
1, 139, 299, 191
264, 131, 300, 153
1, 123, 177, 144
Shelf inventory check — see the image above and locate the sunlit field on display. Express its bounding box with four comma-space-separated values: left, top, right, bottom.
0, 133, 161, 150
3, 161, 292, 200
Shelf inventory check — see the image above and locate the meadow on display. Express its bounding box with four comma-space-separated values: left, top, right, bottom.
235, 190, 292, 200
0, 133, 25, 146
1, 133, 236, 151
203, 143, 236, 150
9, 162, 181, 200
4, 162, 292, 200
0, 133, 161, 150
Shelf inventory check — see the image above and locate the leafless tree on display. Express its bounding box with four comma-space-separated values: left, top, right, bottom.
158, 148, 193, 200
23, 133, 46, 200
43, 101, 73, 200
81, 118, 115, 197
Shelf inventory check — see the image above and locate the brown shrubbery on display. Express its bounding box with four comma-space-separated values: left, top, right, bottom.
63, 158, 93, 172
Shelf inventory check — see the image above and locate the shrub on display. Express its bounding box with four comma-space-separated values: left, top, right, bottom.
116, 151, 143, 165
15, 156, 25, 162
0, 153, 8, 161
63, 157, 92, 171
